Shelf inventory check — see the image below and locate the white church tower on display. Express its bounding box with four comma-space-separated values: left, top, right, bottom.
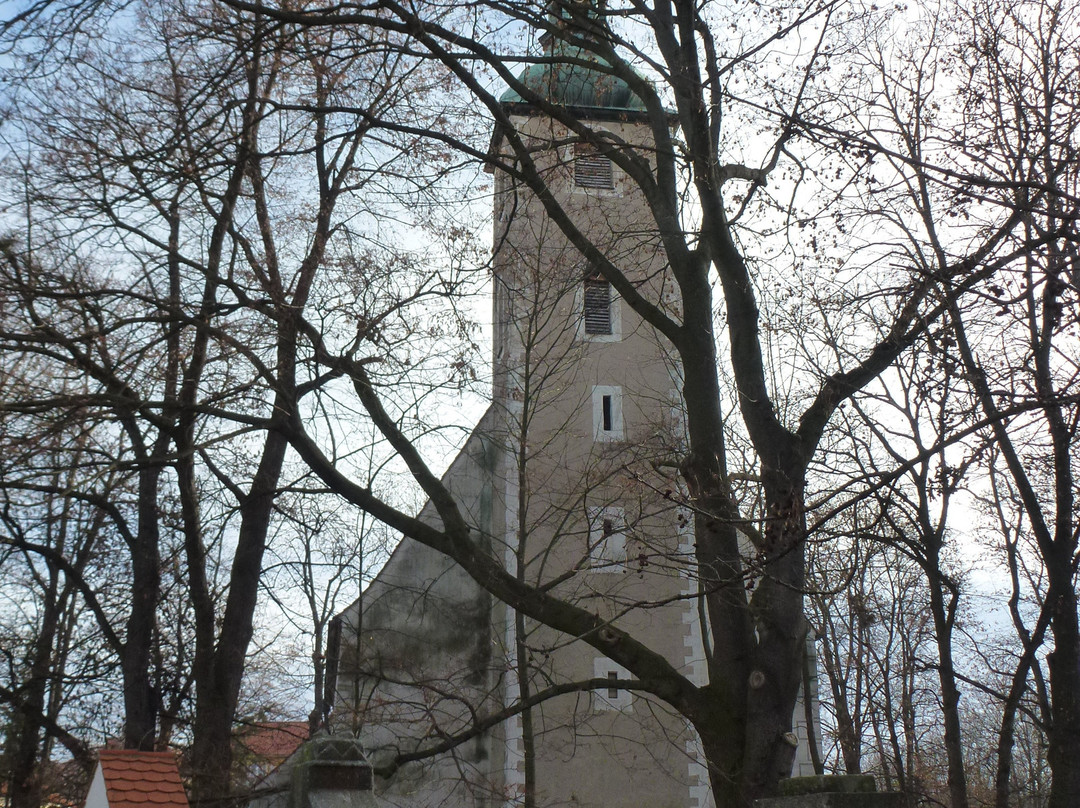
484, 23, 711, 808
327, 18, 817, 808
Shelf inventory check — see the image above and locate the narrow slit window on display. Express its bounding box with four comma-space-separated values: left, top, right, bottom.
574, 143, 614, 190
592, 385, 623, 442
583, 276, 612, 335
607, 671, 619, 699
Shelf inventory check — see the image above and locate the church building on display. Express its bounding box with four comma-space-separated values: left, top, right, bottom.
327, 23, 818, 808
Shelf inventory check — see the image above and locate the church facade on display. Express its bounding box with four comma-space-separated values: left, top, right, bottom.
327, 39, 818, 808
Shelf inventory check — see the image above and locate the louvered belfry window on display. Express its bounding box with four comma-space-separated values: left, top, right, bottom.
583, 275, 612, 335
574, 142, 614, 189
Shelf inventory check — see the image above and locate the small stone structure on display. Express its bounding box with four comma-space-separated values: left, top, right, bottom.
755, 775, 904, 808
246, 732, 378, 808
288, 734, 377, 808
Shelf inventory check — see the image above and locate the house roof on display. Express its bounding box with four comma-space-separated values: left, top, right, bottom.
94, 750, 188, 808
236, 721, 309, 761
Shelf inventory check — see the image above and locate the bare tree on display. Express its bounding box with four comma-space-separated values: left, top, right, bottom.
808, 0, 1080, 803
3, 0, 1077, 803
920, 1, 1080, 804
259, 491, 367, 736
0, 0, 463, 800
221, 0, 1067, 802
0, 430, 109, 807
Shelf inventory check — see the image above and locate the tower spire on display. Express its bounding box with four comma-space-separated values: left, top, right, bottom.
539, 0, 608, 50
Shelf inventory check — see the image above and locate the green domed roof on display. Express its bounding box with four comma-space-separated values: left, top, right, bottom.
500, 45, 647, 115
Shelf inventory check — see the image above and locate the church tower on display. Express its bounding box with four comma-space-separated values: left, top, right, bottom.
485, 28, 712, 808
326, 22, 817, 808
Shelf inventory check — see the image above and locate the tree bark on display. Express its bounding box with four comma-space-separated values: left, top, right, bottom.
122, 465, 164, 751
6, 573, 60, 808
1047, 585, 1080, 808
926, 568, 968, 808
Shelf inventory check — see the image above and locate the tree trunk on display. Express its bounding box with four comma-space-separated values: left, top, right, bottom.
818, 619, 862, 773
802, 644, 824, 776
696, 700, 748, 808
122, 465, 163, 750
738, 485, 807, 805
926, 565, 968, 808
187, 430, 289, 806
1047, 585, 1080, 808
5, 575, 60, 808
993, 616, 1049, 808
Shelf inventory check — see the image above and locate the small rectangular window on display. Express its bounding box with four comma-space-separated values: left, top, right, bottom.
591, 385, 623, 442
593, 657, 633, 712
574, 143, 614, 189
583, 277, 612, 335
587, 506, 626, 571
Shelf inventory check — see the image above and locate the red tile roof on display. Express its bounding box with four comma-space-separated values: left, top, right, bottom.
236, 721, 309, 761
96, 750, 188, 808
